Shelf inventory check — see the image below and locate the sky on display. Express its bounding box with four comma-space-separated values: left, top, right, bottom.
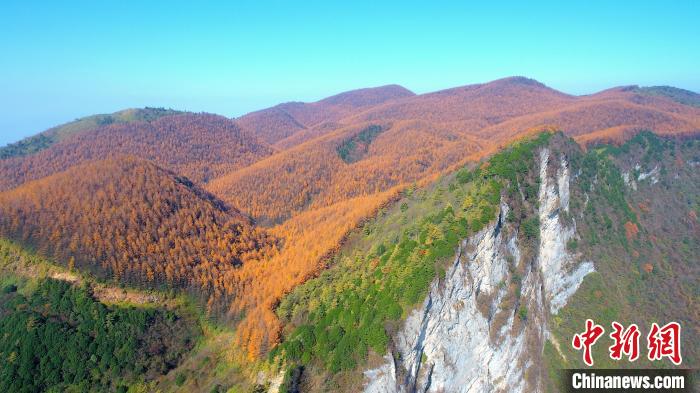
1, 1, 698, 146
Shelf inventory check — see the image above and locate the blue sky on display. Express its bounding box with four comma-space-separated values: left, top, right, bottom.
1, 1, 698, 146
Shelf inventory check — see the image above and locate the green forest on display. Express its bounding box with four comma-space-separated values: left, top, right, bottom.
0, 274, 199, 392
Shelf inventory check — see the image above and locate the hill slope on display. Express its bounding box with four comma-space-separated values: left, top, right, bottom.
345, 77, 700, 142
235, 84, 415, 146
633, 85, 700, 107
0, 238, 202, 393
210, 78, 700, 225
270, 132, 699, 392
0, 107, 184, 159
208, 120, 484, 224
0, 157, 276, 311
0, 113, 274, 191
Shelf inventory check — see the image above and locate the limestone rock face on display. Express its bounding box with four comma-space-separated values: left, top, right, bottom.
364, 148, 593, 393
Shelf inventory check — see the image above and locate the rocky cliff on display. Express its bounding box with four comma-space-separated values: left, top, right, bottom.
364, 147, 594, 393
272, 132, 698, 392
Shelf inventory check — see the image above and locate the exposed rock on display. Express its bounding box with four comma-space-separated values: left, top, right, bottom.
364, 148, 594, 393
637, 165, 659, 184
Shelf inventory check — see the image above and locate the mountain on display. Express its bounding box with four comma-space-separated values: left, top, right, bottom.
235, 85, 415, 146
210, 78, 700, 225
633, 85, 700, 107
210, 79, 699, 224
0, 156, 276, 313
0, 78, 698, 392
0, 107, 183, 159
350, 76, 574, 124
0, 113, 274, 191
207, 120, 484, 224
273, 131, 699, 392
344, 77, 700, 143
267, 78, 570, 150
483, 85, 700, 145
235, 107, 309, 145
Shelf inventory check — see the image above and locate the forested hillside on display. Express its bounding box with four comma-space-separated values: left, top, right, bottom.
0, 113, 274, 191
545, 132, 700, 386
272, 132, 553, 390
0, 157, 276, 313
0, 107, 183, 159
236, 85, 414, 146
347, 77, 700, 143
0, 238, 201, 393
268, 132, 699, 392
207, 121, 485, 224
0, 279, 198, 392
211, 78, 700, 227
0, 78, 698, 392
633, 85, 700, 107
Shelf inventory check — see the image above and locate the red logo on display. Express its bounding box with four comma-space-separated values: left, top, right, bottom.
609, 322, 640, 362
572, 319, 605, 366
647, 322, 682, 365
572, 320, 682, 366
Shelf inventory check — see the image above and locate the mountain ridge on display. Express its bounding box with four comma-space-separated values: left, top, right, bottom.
0, 113, 275, 191
0, 107, 185, 158
235, 84, 415, 145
